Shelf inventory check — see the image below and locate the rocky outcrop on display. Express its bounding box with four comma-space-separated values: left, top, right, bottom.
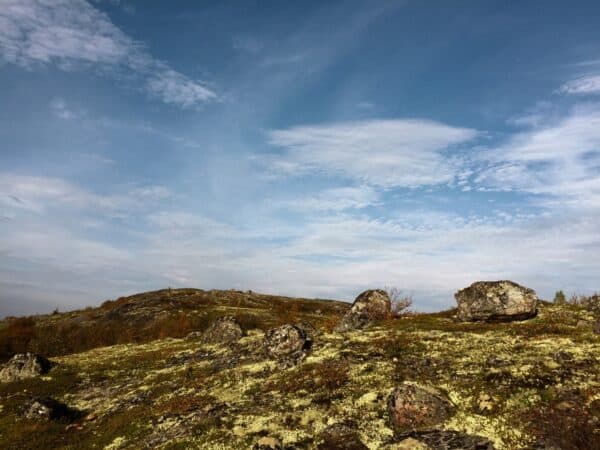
455, 280, 538, 322
201, 316, 244, 344
0, 353, 53, 383
335, 289, 391, 332
317, 423, 368, 450
22, 396, 76, 421
263, 324, 310, 366
387, 383, 454, 432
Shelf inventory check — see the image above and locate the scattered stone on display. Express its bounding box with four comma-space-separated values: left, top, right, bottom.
477, 393, 494, 414
263, 324, 310, 366
335, 289, 391, 332
185, 330, 204, 340
391, 437, 431, 449
22, 396, 76, 422
455, 280, 538, 322
253, 436, 282, 449
317, 423, 368, 450
0, 353, 53, 382
397, 431, 494, 449
201, 316, 244, 344
387, 383, 454, 432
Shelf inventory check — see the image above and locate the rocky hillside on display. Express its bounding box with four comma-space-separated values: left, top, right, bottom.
1, 284, 599, 449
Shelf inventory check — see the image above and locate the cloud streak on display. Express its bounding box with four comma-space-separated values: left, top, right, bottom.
266, 119, 478, 188
0, 0, 216, 107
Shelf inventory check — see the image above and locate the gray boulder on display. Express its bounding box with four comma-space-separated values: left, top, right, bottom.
387, 383, 454, 432
201, 316, 244, 344
0, 353, 53, 383
335, 289, 391, 332
455, 280, 538, 322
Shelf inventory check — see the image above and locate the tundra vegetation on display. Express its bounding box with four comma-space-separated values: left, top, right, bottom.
0, 286, 599, 449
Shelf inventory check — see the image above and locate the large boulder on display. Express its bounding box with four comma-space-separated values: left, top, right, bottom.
0, 353, 53, 383
201, 316, 244, 344
455, 280, 538, 322
335, 289, 391, 332
263, 324, 310, 366
387, 383, 454, 432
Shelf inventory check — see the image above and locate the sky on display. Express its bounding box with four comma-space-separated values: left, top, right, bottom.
1, 0, 600, 317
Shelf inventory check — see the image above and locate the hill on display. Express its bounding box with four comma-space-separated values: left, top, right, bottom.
0, 288, 599, 449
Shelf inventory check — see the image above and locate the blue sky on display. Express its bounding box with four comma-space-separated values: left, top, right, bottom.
2, 0, 600, 316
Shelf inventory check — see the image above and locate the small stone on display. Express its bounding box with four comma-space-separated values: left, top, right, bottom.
317, 423, 368, 450
477, 393, 494, 414
392, 438, 431, 449
254, 436, 282, 449
387, 383, 454, 432
0, 353, 53, 383
455, 280, 538, 322
22, 396, 75, 422
335, 289, 391, 332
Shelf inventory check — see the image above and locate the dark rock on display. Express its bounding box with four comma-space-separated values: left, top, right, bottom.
201, 316, 244, 344
397, 430, 495, 449
22, 396, 77, 422
455, 280, 538, 322
387, 383, 454, 432
263, 324, 310, 366
317, 423, 368, 450
0, 353, 53, 383
335, 289, 391, 332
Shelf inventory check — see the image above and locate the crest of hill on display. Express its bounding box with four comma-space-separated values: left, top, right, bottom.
0, 288, 349, 362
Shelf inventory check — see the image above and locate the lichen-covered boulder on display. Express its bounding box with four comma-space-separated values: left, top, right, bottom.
317, 423, 368, 450
0, 353, 53, 383
455, 280, 538, 322
335, 289, 391, 332
201, 316, 244, 344
22, 396, 75, 421
387, 383, 454, 432
263, 324, 310, 365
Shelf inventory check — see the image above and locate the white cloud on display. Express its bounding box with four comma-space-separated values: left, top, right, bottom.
266, 119, 478, 188
559, 75, 600, 95
0, 173, 170, 214
146, 69, 216, 107
285, 185, 379, 212
0, 0, 216, 108
477, 104, 600, 209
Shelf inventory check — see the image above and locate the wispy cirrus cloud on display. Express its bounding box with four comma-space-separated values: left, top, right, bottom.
0, 173, 169, 214
266, 119, 478, 188
559, 75, 600, 95
0, 0, 216, 107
